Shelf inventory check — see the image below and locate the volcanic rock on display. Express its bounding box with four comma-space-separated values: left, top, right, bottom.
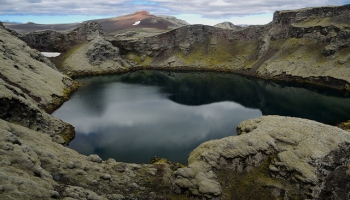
0, 22, 78, 142
214, 21, 244, 30
174, 116, 350, 199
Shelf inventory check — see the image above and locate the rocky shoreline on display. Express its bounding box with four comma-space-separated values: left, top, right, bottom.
0, 4, 350, 200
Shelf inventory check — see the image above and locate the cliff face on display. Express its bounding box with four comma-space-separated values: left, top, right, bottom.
20, 21, 103, 52
113, 5, 350, 91
255, 5, 350, 89
112, 24, 265, 69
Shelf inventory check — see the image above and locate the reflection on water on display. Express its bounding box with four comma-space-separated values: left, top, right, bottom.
52, 70, 350, 164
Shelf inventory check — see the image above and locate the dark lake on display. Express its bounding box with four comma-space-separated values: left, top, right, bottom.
52, 70, 350, 164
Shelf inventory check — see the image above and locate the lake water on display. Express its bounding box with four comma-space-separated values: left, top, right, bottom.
52, 70, 350, 164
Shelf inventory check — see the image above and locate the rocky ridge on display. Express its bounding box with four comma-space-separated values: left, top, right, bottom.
112, 5, 350, 91
18, 5, 350, 91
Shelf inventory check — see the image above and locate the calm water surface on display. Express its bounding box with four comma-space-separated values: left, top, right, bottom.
52, 71, 350, 164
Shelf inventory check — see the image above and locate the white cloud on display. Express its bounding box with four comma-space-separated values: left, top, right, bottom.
175, 13, 273, 25
1, 0, 348, 16
149, 0, 349, 17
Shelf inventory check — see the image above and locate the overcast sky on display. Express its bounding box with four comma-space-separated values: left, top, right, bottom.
0, 0, 349, 25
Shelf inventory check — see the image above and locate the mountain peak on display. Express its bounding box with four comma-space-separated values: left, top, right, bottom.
134, 10, 151, 16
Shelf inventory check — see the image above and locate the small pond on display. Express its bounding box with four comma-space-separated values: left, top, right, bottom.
52, 70, 350, 164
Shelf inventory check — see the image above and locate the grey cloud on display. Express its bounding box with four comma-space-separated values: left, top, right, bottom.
0, 0, 348, 17
149, 0, 349, 17
27, 0, 42, 3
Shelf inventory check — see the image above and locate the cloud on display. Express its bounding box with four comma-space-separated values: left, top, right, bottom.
27, 0, 42, 3
150, 0, 349, 17
0, 0, 349, 25
0, 0, 348, 16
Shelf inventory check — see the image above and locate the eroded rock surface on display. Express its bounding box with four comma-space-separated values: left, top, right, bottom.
0, 119, 177, 200
61, 33, 135, 77
174, 116, 350, 199
20, 21, 103, 52
0, 22, 79, 142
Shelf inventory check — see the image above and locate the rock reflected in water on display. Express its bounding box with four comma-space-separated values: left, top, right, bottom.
52, 70, 350, 164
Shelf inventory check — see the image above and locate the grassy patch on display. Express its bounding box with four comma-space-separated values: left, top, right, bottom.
294, 18, 331, 27
176, 39, 259, 69
267, 38, 327, 66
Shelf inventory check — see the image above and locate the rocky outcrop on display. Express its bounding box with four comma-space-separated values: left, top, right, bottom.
253, 5, 350, 89
157, 15, 189, 28
214, 22, 244, 30
59, 30, 136, 77
112, 5, 350, 91
18, 21, 136, 77
112, 24, 266, 71
0, 21, 79, 143
20, 21, 103, 52
0, 119, 178, 200
174, 116, 350, 199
